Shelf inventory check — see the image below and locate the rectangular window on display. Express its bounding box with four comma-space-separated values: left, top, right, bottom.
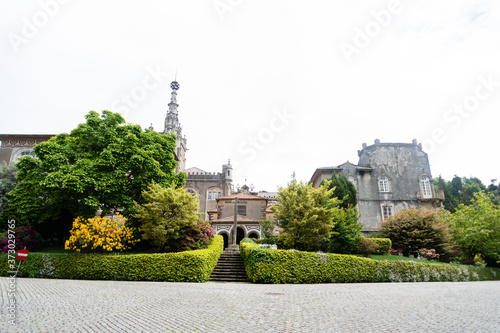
420, 178, 432, 198
378, 176, 390, 192
237, 205, 246, 216
382, 206, 393, 220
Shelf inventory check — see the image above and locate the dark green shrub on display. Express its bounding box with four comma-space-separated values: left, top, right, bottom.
1, 235, 224, 282
328, 207, 364, 254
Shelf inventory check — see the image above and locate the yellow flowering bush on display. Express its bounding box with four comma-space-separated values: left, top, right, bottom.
65, 214, 140, 252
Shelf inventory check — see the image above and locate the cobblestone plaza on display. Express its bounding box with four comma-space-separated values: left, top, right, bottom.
1, 278, 499, 332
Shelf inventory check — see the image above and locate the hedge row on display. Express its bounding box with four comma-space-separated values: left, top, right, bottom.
369, 238, 392, 255
1, 235, 223, 282
239, 240, 499, 284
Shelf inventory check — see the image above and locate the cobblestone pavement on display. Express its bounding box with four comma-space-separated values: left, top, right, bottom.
1, 278, 499, 332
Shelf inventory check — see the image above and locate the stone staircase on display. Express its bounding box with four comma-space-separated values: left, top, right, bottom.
209, 248, 249, 282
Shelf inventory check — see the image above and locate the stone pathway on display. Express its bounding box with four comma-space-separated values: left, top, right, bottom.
1, 277, 499, 332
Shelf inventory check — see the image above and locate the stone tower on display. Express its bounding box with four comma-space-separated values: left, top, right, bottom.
310, 139, 444, 234
163, 81, 187, 173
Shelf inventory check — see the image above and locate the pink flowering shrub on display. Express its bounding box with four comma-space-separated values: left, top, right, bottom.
174, 220, 215, 252
1, 226, 42, 254
418, 248, 440, 260
389, 247, 398, 256
195, 220, 215, 249
357, 238, 379, 257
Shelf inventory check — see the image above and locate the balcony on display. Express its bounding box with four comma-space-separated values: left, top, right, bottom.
416, 189, 445, 202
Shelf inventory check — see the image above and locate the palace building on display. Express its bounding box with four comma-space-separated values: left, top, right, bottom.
310, 139, 444, 234
2, 82, 444, 241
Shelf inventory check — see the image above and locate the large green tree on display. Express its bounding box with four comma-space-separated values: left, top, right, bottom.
0, 162, 17, 215
321, 173, 357, 209
435, 175, 487, 213
487, 179, 500, 205
9, 111, 184, 240
442, 191, 500, 266
271, 180, 339, 251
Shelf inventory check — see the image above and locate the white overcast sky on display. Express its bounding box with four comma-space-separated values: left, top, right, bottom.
1, 0, 499, 191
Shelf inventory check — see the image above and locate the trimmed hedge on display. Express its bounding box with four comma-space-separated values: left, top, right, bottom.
1, 235, 224, 282
369, 238, 392, 255
239, 241, 500, 284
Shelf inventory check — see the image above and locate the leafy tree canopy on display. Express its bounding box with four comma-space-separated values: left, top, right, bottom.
0, 162, 17, 215
442, 191, 500, 266
435, 175, 489, 213
9, 111, 184, 239
134, 182, 200, 251
271, 179, 339, 251
321, 173, 357, 209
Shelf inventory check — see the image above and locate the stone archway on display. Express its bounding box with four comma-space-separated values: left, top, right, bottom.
248, 232, 259, 239
236, 227, 245, 245
220, 232, 229, 249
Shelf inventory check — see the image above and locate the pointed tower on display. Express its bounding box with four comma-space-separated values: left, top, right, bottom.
164, 80, 187, 173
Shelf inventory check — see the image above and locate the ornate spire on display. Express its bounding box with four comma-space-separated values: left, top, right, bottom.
164, 81, 181, 135
163, 80, 187, 173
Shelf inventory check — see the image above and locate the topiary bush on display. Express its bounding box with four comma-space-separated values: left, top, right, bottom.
2, 235, 224, 282
239, 241, 500, 284
369, 238, 392, 255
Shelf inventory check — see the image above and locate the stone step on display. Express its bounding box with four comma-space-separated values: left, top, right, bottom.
209, 251, 249, 283
210, 277, 250, 282
215, 260, 245, 265
210, 273, 248, 279
211, 266, 246, 271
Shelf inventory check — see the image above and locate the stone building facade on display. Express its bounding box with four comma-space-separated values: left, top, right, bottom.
311, 139, 444, 234
184, 163, 233, 220
0, 134, 53, 165
209, 192, 269, 248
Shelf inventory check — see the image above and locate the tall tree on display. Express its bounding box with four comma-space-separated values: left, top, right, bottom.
437, 175, 487, 213
487, 179, 500, 205
271, 179, 339, 251
321, 173, 357, 209
442, 191, 500, 266
0, 162, 17, 215
9, 111, 184, 240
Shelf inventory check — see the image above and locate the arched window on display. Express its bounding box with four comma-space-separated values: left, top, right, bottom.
378, 176, 390, 192
20, 151, 36, 157
185, 187, 198, 196
420, 175, 432, 198
207, 188, 222, 200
